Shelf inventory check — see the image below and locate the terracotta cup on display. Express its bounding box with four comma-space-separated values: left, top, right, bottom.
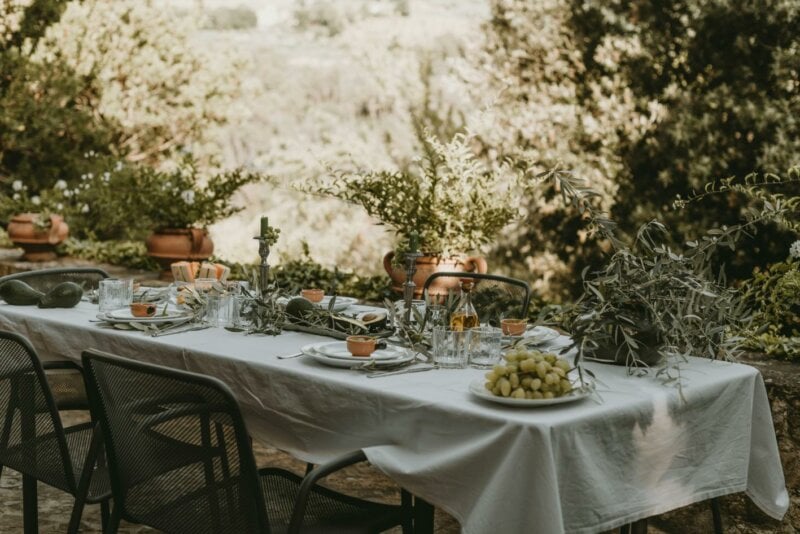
346, 335, 377, 357
501, 318, 528, 336
301, 288, 325, 303
130, 302, 157, 318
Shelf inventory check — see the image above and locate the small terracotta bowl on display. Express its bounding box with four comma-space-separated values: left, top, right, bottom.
301, 288, 325, 303
501, 318, 528, 336
346, 335, 377, 357
130, 302, 157, 318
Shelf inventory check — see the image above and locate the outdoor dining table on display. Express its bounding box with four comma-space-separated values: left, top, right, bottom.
0, 301, 789, 534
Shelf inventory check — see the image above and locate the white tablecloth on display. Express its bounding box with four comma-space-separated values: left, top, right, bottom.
0, 302, 788, 533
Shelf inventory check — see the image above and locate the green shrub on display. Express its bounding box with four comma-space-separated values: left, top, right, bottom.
473, 0, 800, 299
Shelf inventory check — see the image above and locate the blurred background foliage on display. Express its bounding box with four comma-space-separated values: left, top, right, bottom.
0, 0, 798, 350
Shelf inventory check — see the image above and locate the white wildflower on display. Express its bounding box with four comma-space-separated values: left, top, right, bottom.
115, 161, 123, 171
790, 240, 800, 259
54, 179, 67, 190
102, 172, 111, 182
12, 193, 20, 201
81, 204, 90, 213
180, 189, 196, 205
31, 196, 41, 206
11, 180, 23, 191
56, 203, 64, 211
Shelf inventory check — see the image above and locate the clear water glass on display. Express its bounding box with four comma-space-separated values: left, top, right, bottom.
98, 278, 134, 313
205, 293, 233, 327
432, 326, 469, 369
231, 295, 255, 329
468, 327, 503, 368
424, 304, 447, 335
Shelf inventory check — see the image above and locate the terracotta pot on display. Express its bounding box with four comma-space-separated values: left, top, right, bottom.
7, 213, 69, 261
145, 228, 214, 279
383, 251, 488, 298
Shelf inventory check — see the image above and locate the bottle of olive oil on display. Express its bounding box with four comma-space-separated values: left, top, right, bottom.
449, 279, 479, 331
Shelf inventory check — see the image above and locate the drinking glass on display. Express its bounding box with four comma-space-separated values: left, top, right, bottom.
205, 293, 233, 327
424, 304, 447, 335
231, 294, 255, 329
468, 326, 503, 368
98, 278, 134, 313
432, 326, 469, 369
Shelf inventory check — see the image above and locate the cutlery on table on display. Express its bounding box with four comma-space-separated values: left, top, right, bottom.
277, 352, 304, 359
365, 365, 436, 378
151, 323, 211, 337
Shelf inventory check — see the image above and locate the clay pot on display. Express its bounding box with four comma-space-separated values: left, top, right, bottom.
346, 335, 377, 357
145, 228, 214, 279
383, 252, 488, 299
7, 213, 69, 261
301, 288, 325, 303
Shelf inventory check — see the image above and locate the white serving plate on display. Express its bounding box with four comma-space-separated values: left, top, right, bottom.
468, 377, 593, 407
314, 341, 404, 361
301, 342, 413, 369
504, 325, 561, 345
100, 307, 192, 324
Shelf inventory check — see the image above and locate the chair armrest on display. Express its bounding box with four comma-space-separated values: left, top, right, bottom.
42, 360, 84, 372
287, 450, 368, 533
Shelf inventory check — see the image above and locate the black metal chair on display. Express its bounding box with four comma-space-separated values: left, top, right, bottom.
81, 349, 413, 534
0, 330, 111, 534
0, 268, 110, 411
423, 272, 532, 326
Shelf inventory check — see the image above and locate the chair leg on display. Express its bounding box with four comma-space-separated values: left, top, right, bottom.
101, 500, 110, 532
67, 493, 87, 534
22, 474, 38, 534
413, 496, 434, 534
400, 489, 413, 534
105, 504, 122, 534
305, 462, 314, 475
619, 524, 631, 534
631, 518, 648, 534
711, 497, 723, 534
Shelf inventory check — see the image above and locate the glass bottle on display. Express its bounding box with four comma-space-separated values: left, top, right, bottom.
449, 279, 479, 331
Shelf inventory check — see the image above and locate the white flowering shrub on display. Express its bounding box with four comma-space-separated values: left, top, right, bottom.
30, 0, 250, 165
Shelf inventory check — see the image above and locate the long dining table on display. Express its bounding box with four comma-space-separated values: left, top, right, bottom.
0, 301, 789, 534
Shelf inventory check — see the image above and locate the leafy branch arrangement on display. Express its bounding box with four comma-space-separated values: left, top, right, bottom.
304, 131, 520, 257
533, 166, 794, 378
283, 296, 391, 339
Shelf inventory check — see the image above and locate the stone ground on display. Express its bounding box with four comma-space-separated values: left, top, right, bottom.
0, 411, 787, 534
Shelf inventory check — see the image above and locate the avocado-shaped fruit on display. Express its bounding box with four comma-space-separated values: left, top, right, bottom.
38, 282, 83, 309
285, 297, 314, 320
0, 280, 45, 305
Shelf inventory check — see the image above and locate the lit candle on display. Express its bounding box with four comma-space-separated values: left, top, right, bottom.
409, 231, 419, 253
260, 216, 270, 237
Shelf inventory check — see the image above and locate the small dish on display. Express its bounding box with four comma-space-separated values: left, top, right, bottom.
347, 335, 377, 357
501, 318, 528, 336
130, 302, 157, 318
301, 288, 325, 303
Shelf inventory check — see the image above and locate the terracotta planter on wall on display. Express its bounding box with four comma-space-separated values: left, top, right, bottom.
7, 213, 69, 261
383, 251, 488, 298
145, 228, 214, 279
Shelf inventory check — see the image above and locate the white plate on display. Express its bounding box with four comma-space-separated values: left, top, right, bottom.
301, 343, 414, 369
99, 308, 192, 324
505, 326, 561, 345
313, 296, 358, 312
313, 341, 404, 361
468, 377, 593, 407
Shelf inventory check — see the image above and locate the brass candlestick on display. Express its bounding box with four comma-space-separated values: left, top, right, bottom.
403, 250, 423, 324
253, 236, 271, 298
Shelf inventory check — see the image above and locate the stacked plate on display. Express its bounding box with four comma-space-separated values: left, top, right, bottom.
301, 341, 414, 368
97, 307, 193, 326
503, 325, 560, 345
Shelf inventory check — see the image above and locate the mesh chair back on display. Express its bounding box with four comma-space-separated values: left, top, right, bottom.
0, 331, 77, 493
0, 268, 109, 293
424, 272, 532, 326
82, 350, 269, 534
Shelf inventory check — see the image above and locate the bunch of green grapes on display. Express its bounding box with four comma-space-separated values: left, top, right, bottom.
484, 349, 574, 400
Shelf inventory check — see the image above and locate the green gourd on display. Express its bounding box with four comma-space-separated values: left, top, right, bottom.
0, 280, 45, 305
285, 297, 314, 320
38, 282, 84, 309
